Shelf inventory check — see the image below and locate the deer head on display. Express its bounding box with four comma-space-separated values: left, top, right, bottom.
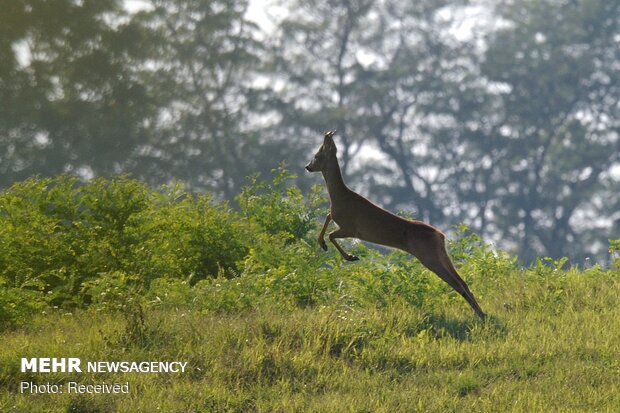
305, 130, 337, 172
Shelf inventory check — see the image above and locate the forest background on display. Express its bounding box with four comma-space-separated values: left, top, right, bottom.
1, 0, 619, 264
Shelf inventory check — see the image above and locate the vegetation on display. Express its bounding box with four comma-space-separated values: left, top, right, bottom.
1, 174, 619, 412
2, 0, 618, 408
2, 0, 619, 262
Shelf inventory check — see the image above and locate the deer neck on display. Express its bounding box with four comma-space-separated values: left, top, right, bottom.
322, 156, 349, 202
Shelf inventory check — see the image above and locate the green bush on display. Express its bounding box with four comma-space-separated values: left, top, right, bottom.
238, 166, 324, 242
0, 285, 45, 329
127, 184, 248, 284
0, 176, 152, 308
0, 176, 248, 320
609, 239, 620, 269
2, 171, 613, 330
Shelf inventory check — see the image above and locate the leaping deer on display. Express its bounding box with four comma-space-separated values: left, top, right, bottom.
305, 130, 486, 319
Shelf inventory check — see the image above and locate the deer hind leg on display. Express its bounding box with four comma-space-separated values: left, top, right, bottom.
318, 213, 331, 251
329, 227, 359, 262
412, 237, 486, 319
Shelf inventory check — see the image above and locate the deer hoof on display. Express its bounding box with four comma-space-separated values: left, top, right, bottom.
319, 240, 327, 251
346, 255, 359, 262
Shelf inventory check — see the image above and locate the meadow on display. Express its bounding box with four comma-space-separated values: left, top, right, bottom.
1, 172, 619, 412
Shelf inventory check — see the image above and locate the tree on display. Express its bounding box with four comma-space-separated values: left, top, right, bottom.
479, 0, 620, 262
131, 0, 268, 198
268, 0, 620, 263
0, 0, 153, 186
266, 0, 476, 224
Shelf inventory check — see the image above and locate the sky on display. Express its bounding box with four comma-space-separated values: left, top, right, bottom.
124, 0, 281, 31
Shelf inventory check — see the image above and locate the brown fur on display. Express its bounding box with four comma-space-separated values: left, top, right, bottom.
306, 131, 486, 319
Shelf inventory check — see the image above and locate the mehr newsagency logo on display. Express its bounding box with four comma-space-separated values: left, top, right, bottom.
19, 357, 188, 395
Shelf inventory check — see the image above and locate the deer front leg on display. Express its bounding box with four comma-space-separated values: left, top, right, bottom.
318, 213, 331, 251
329, 228, 359, 262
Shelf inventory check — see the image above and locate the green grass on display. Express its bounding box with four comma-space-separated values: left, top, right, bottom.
2, 266, 620, 412
2, 175, 619, 411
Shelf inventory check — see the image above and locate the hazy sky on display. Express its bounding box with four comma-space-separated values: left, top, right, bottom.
124, 0, 280, 31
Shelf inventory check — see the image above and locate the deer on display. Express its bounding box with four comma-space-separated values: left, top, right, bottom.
305, 130, 486, 319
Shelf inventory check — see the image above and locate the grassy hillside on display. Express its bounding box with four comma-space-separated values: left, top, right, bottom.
2, 267, 620, 412
1, 174, 619, 412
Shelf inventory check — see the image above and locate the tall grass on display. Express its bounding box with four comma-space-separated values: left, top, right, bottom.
2, 265, 620, 412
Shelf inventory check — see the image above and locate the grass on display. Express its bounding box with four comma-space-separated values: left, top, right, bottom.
2, 265, 620, 412
1, 175, 619, 411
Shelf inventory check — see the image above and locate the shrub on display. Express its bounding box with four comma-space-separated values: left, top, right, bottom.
237, 166, 325, 242
4, 170, 589, 329
127, 184, 248, 284
0, 176, 248, 318
0, 285, 45, 330
447, 224, 517, 291
609, 239, 620, 269
0, 176, 151, 308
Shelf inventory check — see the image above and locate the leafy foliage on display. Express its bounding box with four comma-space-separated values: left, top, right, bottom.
1, 173, 616, 331
0, 0, 153, 184
609, 239, 620, 269
0, 176, 247, 324
237, 166, 324, 241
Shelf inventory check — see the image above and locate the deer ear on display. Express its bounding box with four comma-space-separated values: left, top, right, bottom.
323, 130, 336, 148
